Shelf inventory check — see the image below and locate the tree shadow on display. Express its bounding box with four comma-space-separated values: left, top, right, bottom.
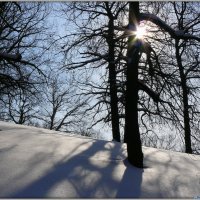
9, 140, 131, 198
141, 147, 200, 198
116, 158, 144, 198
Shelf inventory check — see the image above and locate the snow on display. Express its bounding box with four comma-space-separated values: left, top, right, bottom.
0, 121, 200, 198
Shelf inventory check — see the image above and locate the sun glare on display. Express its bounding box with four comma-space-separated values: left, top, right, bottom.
135, 26, 146, 39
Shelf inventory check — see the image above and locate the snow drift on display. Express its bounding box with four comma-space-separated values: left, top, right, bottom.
0, 121, 199, 198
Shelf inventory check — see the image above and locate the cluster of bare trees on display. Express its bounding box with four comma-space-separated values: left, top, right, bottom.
0, 2, 199, 167
58, 2, 200, 167
0, 2, 47, 124
141, 2, 200, 155
0, 2, 91, 134
126, 2, 200, 166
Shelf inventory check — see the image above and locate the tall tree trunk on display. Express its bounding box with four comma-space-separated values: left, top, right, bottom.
124, 2, 143, 168
106, 6, 121, 142
175, 39, 192, 153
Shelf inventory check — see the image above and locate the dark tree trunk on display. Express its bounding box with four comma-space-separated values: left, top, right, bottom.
175, 39, 192, 153
108, 57, 121, 142
18, 111, 24, 124
124, 2, 143, 168
106, 5, 121, 142
50, 109, 56, 130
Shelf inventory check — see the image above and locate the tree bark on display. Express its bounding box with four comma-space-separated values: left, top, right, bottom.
106, 6, 121, 142
175, 39, 192, 153
124, 2, 143, 168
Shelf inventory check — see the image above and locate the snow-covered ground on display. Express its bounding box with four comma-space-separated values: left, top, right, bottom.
0, 121, 199, 198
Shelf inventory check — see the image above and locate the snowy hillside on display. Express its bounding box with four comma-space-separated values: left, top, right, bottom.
0, 121, 199, 198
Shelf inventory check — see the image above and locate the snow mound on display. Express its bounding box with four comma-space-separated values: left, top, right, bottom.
0, 121, 199, 198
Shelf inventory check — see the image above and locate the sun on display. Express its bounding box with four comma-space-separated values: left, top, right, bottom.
135, 26, 146, 39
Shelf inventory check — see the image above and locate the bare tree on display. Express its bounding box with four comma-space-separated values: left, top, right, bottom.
170, 2, 200, 153
122, 1, 200, 167
59, 2, 130, 142
0, 2, 49, 99
38, 71, 88, 132
141, 2, 200, 154
2, 89, 39, 124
